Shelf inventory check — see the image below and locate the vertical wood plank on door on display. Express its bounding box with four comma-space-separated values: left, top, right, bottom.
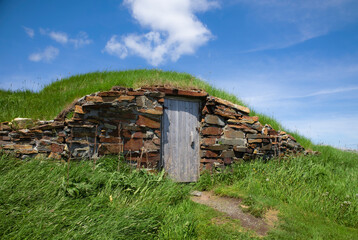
162, 98, 200, 182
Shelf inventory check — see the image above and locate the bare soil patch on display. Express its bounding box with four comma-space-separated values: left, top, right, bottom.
191, 191, 278, 237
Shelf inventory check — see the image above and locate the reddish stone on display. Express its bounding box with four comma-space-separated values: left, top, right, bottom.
268, 129, 278, 136
117, 95, 135, 101
127, 91, 145, 96
48, 152, 61, 160
202, 127, 223, 136
177, 89, 208, 97
214, 109, 236, 119
0, 122, 11, 131
136, 115, 160, 129
133, 132, 146, 138
121, 129, 132, 138
211, 97, 250, 114
97, 91, 121, 97
204, 150, 219, 158
98, 144, 121, 155
100, 136, 120, 143
124, 138, 143, 151
216, 105, 237, 114
51, 143, 64, 153
139, 108, 163, 115
158, 98, 164, 103
202, 105, 210, 115
86, 96, 103, 102
201, 137, 217, 146
74, 105, 85, 114
223, 157, 233, 164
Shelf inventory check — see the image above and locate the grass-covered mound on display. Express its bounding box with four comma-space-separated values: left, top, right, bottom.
0, 69, 312, 148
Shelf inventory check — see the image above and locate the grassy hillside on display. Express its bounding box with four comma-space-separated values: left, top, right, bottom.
0, 69, 313, 149
1, 69, 357, 239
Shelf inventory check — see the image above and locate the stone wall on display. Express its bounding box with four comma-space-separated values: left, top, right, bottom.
0, 86, 304, 171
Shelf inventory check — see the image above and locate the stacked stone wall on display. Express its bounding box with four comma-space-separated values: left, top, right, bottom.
0, 86, 303, 171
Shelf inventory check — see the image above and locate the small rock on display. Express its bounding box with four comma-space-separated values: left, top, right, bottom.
190, 191, 202, 197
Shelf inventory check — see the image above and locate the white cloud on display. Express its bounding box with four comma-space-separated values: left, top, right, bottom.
40, 28, 92, 47
103, 36, 128, 59
48, 31, 68, 44
23, 26, 34, 38
28, 46, 59, 63
104, 0, 218, 66
69, 31, 93, 48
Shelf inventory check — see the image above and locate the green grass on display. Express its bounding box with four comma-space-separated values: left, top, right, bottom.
0, 153, 257, 239
1, 69, 357, 239
197, 145, 358, 239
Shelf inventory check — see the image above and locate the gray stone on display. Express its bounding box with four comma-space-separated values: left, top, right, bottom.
204, 114, 225, 126
218, 138, 246, 146
220, 150, 235, 158
223, 128, 245, 139
205, 144, 230, 150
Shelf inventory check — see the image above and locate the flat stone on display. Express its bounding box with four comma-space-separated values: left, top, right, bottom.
220, 150, 235, 158
205, 144, 230, 151
203, 150, 219, 158
136, 115, 160, 129
0, 122, 11, 131
132, 131, 146, 138
51, 143, 64, 153
124, 138, 143, 151
104, 123, 117, 130
228, 124, 257, 134
85, 96, 103, 102
100, 136, 120, 143
211, 97, 250, 114
218, 138, 246, 146
223, 128, 245, 139
205, 115, 225, 126
97, 91, 121, 97
201, 137, 217, 146
247, 134, 271, 139
190, 191, 202, 197
117, 95, 135, 101
202, 127, 223, 136
138, 108, 163, 115
248, 139, 263, 143
233, 146, 248, 152
127, 91, 145, 96
74, 105, 85, 114
98, 144, 121, 155
214, 109, 236, 119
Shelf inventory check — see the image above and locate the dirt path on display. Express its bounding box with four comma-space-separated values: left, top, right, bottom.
191, 191, 278, 237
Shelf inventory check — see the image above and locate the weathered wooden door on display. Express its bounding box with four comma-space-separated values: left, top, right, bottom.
162, 98, 200, 182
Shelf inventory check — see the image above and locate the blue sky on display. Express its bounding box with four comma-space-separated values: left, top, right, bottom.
1, 0, 358, 149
